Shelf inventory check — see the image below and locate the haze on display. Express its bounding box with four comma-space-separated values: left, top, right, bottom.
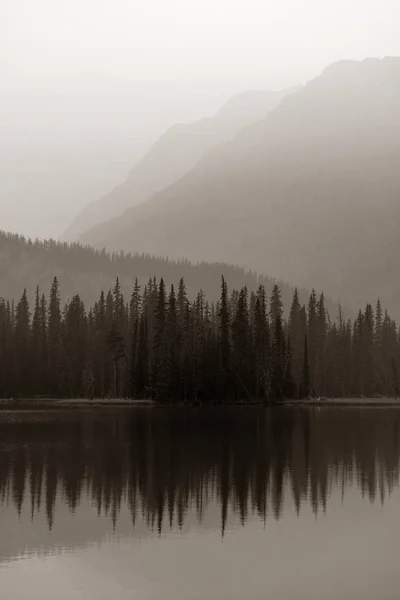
3, 3, 400, 597
1, 0, 400, 238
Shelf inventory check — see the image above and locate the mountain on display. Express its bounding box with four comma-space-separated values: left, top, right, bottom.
63, 89, 295, 240
0, 231, 327, 315
80, 58, 400, 317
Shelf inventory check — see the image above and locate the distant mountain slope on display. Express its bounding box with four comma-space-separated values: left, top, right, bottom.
80, 58, 400, 317
62, 88, 295, 241
0, 231, 329, 316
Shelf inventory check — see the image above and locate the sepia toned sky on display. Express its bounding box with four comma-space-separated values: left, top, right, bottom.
2, 0, 400, 91
1, 0, 400, 238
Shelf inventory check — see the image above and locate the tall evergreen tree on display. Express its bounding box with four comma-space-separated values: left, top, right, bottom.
218, 276, 231, 401
129, 278, 142, 397
135, 313, 149, 398
352, 310, 364, 396
253, 286, 269, 401
363, 303, 375, 395
269, 284, 283, 330
167, 284, 179, 400
299, 335, 310, 399
270, 312, 286, 400
315, 293, 328, 395
307, 289, 318, 396
31, 287, 47, 394
154, 278, 170, 400
48, 277, 62, 396
232, 287, 251, 400
14, 289, 31, 396
289, 288, 305, 395
62, 294, 87, 397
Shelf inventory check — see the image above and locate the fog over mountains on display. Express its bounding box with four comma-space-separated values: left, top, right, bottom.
63, 88, 295, 240
77, 58, 400, 315
0, 74, 238, 240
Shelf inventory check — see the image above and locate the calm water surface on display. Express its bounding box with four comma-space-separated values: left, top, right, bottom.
0, 406, 399, 599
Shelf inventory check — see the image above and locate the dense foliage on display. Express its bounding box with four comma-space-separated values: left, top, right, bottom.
0, 274, 398, 401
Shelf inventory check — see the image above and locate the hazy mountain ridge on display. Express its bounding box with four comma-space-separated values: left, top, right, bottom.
63, 88, 296, 241
79, 58, 400, 317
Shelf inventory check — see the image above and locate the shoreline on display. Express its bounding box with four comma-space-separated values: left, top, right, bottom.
0, 397, 399, 409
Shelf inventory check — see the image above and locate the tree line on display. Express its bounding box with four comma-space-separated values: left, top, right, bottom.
0, 230, 314, 312
0, 275, 399, 400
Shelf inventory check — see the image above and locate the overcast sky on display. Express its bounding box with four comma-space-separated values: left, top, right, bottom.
2, 0, 400, 91
1, 0, 400, 238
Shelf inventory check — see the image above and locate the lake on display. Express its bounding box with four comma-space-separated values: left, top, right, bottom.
0, 406, 399, 599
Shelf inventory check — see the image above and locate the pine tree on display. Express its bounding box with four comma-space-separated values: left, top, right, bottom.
363, 303, 375, 395
107, 321, 125, 398
62, 295, 87, 397
289, 288, 305, 395
315, 293, 328, 395
0, 300, 14, 396
82, 359, 95, 399
299, 335, 310, 399
188, 295, 204, 403
30, 289, 48, 396
167, 284, 179, 400
307, 290, 318, 396
381, 311, 398, 396
253, 286, 269, 401
202, 299, 217, 403
352, 310, 364, 396
177, 278, 188, 328
0, 298, 9, 396
374, 299, 384, 393
31, 286, 42, 394
391, 357, 399, 398
39, 293, 48, 377
154, 278, 166, 346
324, 324, 340, 397
129, 279, 142, 398
113, 277, 124, 328
270, 312, 285, 400
48, 276, 62, 396
176, 277, 189, 399
269, 284, 283, 331
154, 278, 171, 400
231, 287, 251, 400
135, 313, 149, 398
375, 299, 383, 345
112, 277, 127, 395
218, 276, 231, 401
283, 335, 295, 398
93, 290, 109, 397
14, 289, 31, 396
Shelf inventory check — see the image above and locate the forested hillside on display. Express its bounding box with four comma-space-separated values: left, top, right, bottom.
0, 231, 319, 313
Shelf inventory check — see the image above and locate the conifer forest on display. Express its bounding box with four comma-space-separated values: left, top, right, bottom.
1, 275, 399, 401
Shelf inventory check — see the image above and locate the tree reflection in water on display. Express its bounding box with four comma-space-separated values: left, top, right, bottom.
0, 407, 399, 536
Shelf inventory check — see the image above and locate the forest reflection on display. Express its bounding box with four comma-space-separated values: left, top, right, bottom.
0, 407, 399, 536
